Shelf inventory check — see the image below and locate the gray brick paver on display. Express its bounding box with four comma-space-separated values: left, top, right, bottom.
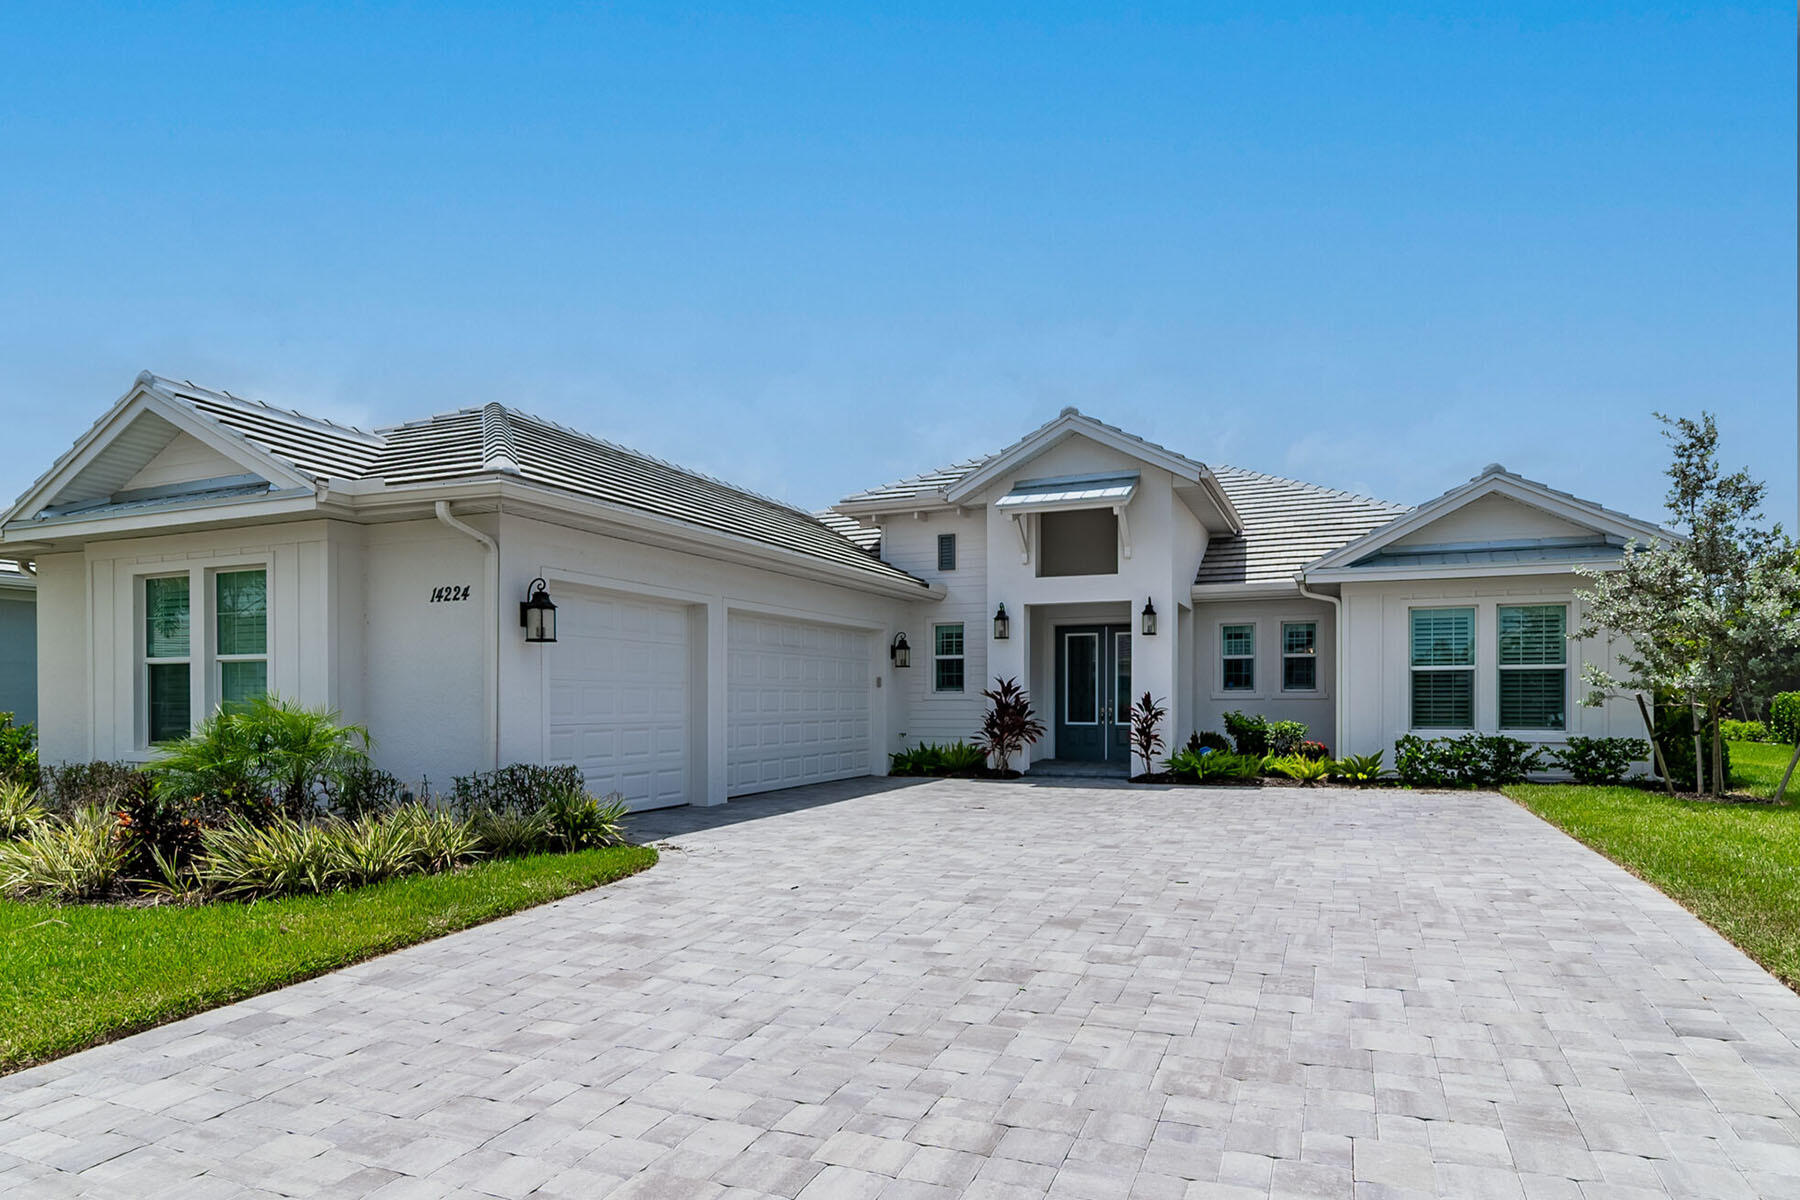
5, 779, 1800, 1197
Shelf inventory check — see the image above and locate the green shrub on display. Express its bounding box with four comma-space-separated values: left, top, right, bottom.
1267, 754, 1330, 784
148, 696, 373, 820
1167, 748, 1264, 783
470, 806, 551, 857
1265, 720, 1308, 757
449, 763, 584, 815
0, 782, 47, 839
1772, 693, 1800, 745
321, 764, 407, 820
540, 788, 629, 851
1327, 752, 1386, 783
889, 741, 987, 776
197, 805, 486, 900
0, 714, 37, 789
1550, 737, 1648, 785
1296, 740, 1330, 761
1222, 712, 1268, 757
1720, 720, 1772, 743
39, 761, 144, 819
1393, 734, 1546, 788
0, 806, 128, 900
1653, 704, 1732, 790
1185, 730, 1232, 755
115, 781, 203, 877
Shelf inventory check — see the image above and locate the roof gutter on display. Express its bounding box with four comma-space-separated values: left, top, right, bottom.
1294, 571, 1345, 757
434, 501, 501, 771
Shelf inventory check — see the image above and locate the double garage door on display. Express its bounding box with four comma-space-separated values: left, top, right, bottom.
547, 591, 872, 809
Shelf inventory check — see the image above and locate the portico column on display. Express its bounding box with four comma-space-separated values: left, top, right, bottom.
987, 603, 1032, 769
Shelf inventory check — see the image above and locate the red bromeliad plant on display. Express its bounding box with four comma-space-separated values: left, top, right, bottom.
974, 677, 1046, 774
1128, 692, 1167, 778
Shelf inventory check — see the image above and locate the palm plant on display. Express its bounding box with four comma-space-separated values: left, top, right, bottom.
1128, 693, 1167, 778
973, 677, 1046, 774
148, 696, 372, 819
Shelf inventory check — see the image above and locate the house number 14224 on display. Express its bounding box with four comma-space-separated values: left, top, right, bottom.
430, 585, 472, 603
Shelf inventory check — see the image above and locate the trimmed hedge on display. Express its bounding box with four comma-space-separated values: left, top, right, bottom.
1772, 693, 1800, 746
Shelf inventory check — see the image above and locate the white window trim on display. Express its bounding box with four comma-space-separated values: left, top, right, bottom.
1496, 602, 1569, 734
1280, 620, 1321, 695
134, 557, 273, 752
931, 621, 966, 694
1218, 621, 1257, 696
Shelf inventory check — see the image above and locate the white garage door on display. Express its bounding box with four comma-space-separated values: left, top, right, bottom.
728, 613, 873, 796
548, 591, 691, 811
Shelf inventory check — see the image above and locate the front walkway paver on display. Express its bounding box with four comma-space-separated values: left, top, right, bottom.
4, 779, 1800, 1198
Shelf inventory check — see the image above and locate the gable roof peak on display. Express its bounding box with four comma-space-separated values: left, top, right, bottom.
1059, 405, 1081, 418
1480, 462, 1506, 477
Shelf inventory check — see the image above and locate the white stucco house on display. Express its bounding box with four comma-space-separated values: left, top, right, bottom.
0, 373, 1666, 808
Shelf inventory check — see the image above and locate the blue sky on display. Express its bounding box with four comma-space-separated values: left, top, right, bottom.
1, 2, 1793, 526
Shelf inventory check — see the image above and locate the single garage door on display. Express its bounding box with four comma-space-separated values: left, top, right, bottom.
549, 591, 691, 811
728, 613, 873, 796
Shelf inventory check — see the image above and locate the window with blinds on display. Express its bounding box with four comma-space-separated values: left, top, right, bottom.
1498, 604, 1566, 729
216, 569, 269, 710
144, 576, 191, 743
1221, 623, 1255, 691
1410, 607, 1474, 728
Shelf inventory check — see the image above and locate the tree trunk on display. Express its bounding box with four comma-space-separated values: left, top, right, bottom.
1690, 698, 1704, 794
1711, 700, 1725, 796
1637, 694, 1674, 794
1776, 739, 1800, 805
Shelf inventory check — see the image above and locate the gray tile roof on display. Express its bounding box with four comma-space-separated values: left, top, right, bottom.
813, 510, 881, 553
838, 457, 993, 507
139, 382, 928, 591
1195, 467, 1411, 586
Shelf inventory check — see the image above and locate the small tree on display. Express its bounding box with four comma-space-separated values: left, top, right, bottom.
1574, 413, 1800, 795
1128, 692, 1167, 778
973, 677, 1046, 774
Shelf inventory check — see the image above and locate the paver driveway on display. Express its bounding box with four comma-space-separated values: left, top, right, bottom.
5, 780, 1800, 1199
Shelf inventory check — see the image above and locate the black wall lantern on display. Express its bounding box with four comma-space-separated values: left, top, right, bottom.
1141, 598, 1157, 637
993, 603, 1010, 641
889, 632, 911, 668
520, 577, 558, 643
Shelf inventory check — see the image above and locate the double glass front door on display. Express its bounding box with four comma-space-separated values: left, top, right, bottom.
1055, 625, 1132, 762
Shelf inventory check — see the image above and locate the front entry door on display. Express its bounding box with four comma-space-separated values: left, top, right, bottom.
1055, 625, 1132, 762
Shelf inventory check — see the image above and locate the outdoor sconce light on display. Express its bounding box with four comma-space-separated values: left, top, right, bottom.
993, 604, 1010, 641
1141, 598, 1157, 637
889, 632, 911, 668
520, 577, 558, 643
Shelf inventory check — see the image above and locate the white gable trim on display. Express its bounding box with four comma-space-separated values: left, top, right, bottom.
945, 411, 1198, 500
1303, 466, 1673, 579
5, 375, 315, 527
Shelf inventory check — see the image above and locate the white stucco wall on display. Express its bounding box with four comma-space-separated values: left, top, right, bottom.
1188, 596, 1338, 751
1338, 572, 1643, 761
878, 508, 989, 749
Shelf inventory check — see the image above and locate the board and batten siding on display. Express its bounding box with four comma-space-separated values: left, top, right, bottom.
880, 509, 989, 750
1337, 573, 1643, 762
1188, 596, 1337, 752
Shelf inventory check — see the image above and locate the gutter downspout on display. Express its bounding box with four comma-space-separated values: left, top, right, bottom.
435, 501, 501, 770
1295, 571, 1344, 756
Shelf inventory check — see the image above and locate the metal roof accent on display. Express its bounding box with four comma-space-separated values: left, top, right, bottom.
1195, 467, 1412, 586
1349, 543, 1625, 570
994, 472, 1140, 510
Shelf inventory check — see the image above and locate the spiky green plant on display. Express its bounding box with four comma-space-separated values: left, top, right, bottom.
540, 789, 628, 851
0, 806, 127, 900
1327, 752, 1387, 784
1267, 754, 1331, 784
0, 781, 47, 839
198, 816, 345, 899
470, 806, 552, 858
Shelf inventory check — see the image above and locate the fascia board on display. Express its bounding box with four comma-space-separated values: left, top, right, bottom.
1303, 558, 1624, 584
1190, 582, 1305, 602
2, 489, 323, 543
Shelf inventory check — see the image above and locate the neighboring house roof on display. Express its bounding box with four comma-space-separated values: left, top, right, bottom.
0, 560, 33, 595
6, 374, 929, 593
837, 457, 994, 508
1196, 467, 1412, 587
1304, 462, 1675, 581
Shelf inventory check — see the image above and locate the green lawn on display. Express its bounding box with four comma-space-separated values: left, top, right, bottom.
0, 844, 656, 1074
1505, 740, 1800, 988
